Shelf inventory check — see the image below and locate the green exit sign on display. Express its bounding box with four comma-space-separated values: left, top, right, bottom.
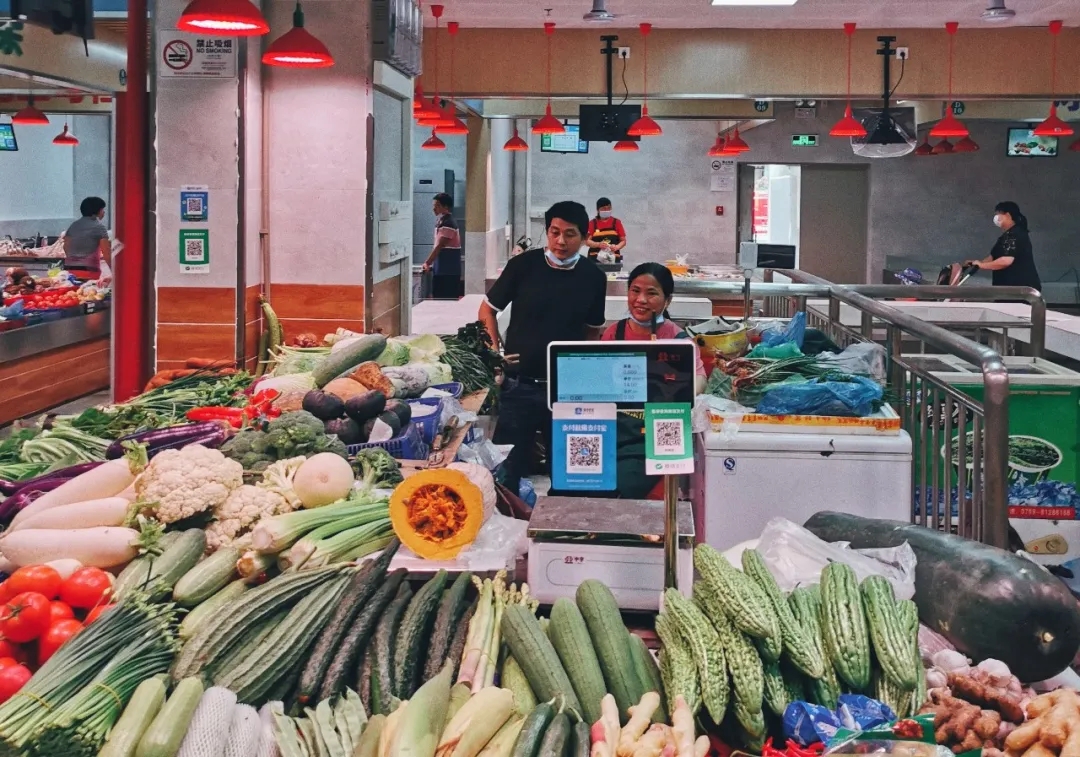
791, 134, 819, 147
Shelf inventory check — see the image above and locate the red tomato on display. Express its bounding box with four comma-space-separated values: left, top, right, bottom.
59, 568, 112, 610
6, 566, 63, 600
0, 593, 52, 643
84, 604, 115, 624
0, 640, 27, 665
0, 581, 12, 604
0, 664, 32, 704
0, 658, 17, 670
36, 619, 83, 666
48, 602, 74, 624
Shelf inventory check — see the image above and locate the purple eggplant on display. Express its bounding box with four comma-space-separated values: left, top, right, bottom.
105, 422, 226, 459
146, 428, 228, 458
0, 479, 69, 525
9, 462, 102, 492
0, 480, 20, 497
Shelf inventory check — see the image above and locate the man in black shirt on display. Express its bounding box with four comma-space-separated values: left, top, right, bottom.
479, 201, 608, 494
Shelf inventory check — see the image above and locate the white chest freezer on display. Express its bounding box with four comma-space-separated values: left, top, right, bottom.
702, 429, 913, 550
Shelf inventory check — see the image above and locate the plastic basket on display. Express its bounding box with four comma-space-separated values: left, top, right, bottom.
408, 398, 445, 444
430, 382, 464, 399
347, 421, 430, 460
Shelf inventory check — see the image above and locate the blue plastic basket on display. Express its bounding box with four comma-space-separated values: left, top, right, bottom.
431, 382, 464, 399
407, 397, 445, 444
347, 421, 430, 460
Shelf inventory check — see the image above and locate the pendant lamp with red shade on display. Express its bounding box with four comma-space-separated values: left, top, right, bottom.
12, 95, 49, 126
503, 123, 529, 151
422, 129, 446, 150
627, 23, 661, 137
178, 0, 268, 35
830, 23, 867, 139
53, 122, 79, 146
263, 2, 334, 68
707, 133, 732, 157
613, 140, 639, 152
436, 22, 469, 135
416, 5, 455, 128
1034, 21, 1073, 137
929, 23, 968, 139
931, 139, 953, 155
726, 126, 750, 153
953, 136, 980, 153
533, 22, 565, 135
913, 134, 934, 156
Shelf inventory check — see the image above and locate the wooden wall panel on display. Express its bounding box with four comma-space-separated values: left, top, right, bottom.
156, 324, 237, 363
155, 286, 238, 370
0, 337, 110, 426
268, 284, 366, 341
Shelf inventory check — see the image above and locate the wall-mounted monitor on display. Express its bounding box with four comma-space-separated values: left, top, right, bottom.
540, 123, 588, 154
1007, 127, 1058, 157
0, 124, 17, 152
578, 104, 641, 143
11, 0, 94, 42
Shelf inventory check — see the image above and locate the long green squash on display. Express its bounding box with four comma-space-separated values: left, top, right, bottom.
692, 582, 760, 716
819, 561, 871, 691
664, 588, 728, 724
861, 575, 917, 689
654, 613, 700, 716
788, 587, 841, 709
312, 334, 388, 387
741, 548, 823, 677
500, 604, 581, 714
575, 580, 643, 722
548, 597, 607, 725
693, 544, 780, 642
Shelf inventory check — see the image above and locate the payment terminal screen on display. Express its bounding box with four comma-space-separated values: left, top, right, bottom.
555, 352, 648, 403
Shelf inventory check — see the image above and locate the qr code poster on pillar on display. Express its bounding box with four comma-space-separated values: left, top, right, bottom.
180, 186, 209, 222
179, 229, 210, 274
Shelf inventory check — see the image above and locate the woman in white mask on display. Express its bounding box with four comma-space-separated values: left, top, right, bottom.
965, 201, 1042, 293
585, 197, 627, 262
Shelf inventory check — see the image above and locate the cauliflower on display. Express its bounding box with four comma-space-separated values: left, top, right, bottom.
205, 484, 286, 551
134, 444, 244, 524
258, 457, 306, 510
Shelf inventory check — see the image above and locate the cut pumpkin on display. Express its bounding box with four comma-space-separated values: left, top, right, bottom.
390, 469, 485, 560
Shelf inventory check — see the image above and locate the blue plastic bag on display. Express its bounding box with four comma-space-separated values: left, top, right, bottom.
755, 375, 883, 417
0, 299, 24, 319
518, 478, 537, 508
761, 311, 807, 349
783, 695, 896, 747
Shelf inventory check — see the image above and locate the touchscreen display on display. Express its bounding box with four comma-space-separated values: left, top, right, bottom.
555, 352, 648, 403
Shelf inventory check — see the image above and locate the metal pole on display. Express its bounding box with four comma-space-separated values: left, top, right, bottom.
981, 359, 1011, 549
889, 326, 904, 394
861, 311, 873, 339
742, 269, 753, 322
664, 475, 679, 590
1030, 295, 1047, 358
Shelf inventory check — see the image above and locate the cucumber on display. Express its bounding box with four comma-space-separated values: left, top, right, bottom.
173, 547, 242, 607
510, 700, 555, 757
537, 712, 571, 757
570, 721, 591, 757
180, 580, 249, 642
118, 529, 206, 601
99, 677, 167, 757
627, 632, 667, 722
296, 544, 399, 704
424, 571, 474, 682
393, 570, 449, 698
312, 334, 388, 387
372, 582, 413, 714
576, 580, 642, 720
136, 677, 204, 757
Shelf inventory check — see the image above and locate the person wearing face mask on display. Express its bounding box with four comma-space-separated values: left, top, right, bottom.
63, 197, 112, 284
965, 201, 1041, 292
479, 200, 608, 495
585, 197, 627, 262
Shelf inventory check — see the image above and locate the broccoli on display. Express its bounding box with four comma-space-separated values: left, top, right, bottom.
353, 447, 403, 491
221, 429, 276, 470
266, 411, 325, 457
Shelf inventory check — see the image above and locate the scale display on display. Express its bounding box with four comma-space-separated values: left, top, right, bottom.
547, 340, 696, 410
555, 352, 647, 404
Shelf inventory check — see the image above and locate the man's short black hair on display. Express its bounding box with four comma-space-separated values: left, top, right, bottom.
434, 193, 454, 211
545, 201, 589, 236
80, 197, 106, 217
596, 197, 612, 210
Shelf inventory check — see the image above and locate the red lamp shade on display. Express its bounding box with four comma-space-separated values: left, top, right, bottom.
178, 0, 269, 35
1033, 106, 1074, 137
931, 139, 953, 155
1070, 138, 1080, 153
421, 130, 446, 150
503, 126, 529, 151
263, 4, 333, 68
726, 127, 750, 153
436, 113, 469, 136
929, 112, 969, 139
417, 100, 455, 128
830, 105, 867, 138
953, 136, 980, 153
913, 138, 934, 156
613, 140, 639, 152
52, 124, 78, 146
532, 104, 565, 135
413, 85, 439, 119
12, 103, 49, 125
627, 105, 662, 137
707, 135, 731, 157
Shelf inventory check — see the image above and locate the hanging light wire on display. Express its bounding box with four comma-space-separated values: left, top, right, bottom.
930, 22, 968, 138
830, 22, 867, 138
627, 23, 661, 137
533, 21, 565, 134
437, 21, 469, 134
1034, 20, 1073, 136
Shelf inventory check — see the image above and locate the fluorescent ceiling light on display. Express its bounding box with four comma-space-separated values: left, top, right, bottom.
711, 0, 797, 5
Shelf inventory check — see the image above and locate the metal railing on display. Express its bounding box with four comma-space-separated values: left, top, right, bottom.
673, 274, 1011, 548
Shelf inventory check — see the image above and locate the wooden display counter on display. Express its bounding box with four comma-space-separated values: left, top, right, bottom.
0, 312, 111, 426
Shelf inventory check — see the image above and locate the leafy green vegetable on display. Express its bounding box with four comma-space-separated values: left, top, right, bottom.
222, 410, 349, 471
375, 339, 411, 367
0, 428, 38, 464
352, 447, 404, 491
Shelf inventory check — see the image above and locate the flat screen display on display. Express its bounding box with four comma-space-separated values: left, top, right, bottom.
1007, 128, 1058, 157
555, 352, 648, 403
0, 124, 17, 152
578, 104, 641, 143
540, 124, 588, 154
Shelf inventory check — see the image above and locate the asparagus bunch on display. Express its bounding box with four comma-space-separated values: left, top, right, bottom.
455, 571, 538, 692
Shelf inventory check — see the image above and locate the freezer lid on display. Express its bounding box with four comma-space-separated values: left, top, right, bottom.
704, 429, 912, 455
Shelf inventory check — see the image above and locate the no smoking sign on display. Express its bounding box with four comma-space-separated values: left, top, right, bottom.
158, 33, 237, 79
163, 39, 193, 71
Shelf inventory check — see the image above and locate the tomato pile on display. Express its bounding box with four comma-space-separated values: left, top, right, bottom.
19, 290, 81, 311
0, 565, 114, 703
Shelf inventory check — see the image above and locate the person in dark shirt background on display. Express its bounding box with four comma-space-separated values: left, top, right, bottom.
422, 192, 463, 299
967, 201, 1042, 292
479, 200, 608, 494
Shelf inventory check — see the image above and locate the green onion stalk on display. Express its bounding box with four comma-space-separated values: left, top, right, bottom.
0, 598, 179, 756
287, 506, 391, 566
251, 496, 389, 554
301, 520, 395, 570
32, 627, 178, 757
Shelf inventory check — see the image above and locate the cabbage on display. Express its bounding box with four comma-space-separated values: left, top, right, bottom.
375, 338, 411, 367
399, 333, 446, 363
271, 347, 331, 376
418, 361, 452, 385
253, 372, 316, 394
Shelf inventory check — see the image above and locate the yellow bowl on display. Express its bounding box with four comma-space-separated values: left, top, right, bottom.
665, 262, 690, 276
694, 326, 748, 359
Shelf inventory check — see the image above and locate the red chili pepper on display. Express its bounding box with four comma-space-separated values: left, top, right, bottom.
265, 406, 282, 419
186, 407, 245, 423
249, 389, 279, 406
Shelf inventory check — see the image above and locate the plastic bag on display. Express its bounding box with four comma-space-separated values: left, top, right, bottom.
748, 341, 804, 359
783, 695, 897, 747
0, 300, 25, 319
755, 375, 883, 417
455, 437, 510, 470
756, 517, 917, 599
760, 310, 807, 348
696, 395, 749, 441
816, 343, 887, 383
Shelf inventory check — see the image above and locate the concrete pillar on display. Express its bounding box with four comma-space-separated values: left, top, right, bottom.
464, 115, 489, 295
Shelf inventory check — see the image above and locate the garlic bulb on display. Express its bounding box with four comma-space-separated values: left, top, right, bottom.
926, 667, 949, 689
976, 658, 1014, 688
932, 649, 971, 674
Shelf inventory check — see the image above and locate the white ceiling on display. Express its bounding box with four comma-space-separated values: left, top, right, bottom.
432, 0, 1080, 29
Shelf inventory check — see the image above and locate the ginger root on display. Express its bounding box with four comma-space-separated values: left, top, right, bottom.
618, 692, 661, 757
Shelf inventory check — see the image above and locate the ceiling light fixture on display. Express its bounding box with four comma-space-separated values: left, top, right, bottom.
726, 126, 750, 153
953, 136, 980, 152
913, 133, 934, 156
178, 0, 269, 35
830, 23, 867, 139
931, 139, 953, 155
1033, 21, 1073, 137
12, 95, 49, 126
417, 5, 455, 127
421, 129, 446, 150
413, 84, 438, 119
613, 139, 639, 152
707, 133, 732, 156
262, 1, 334, 68
980, 0, 1016, 23
52, 122, 78, 146
533, 21, 565, 135
930, 23, 969, 138
436, 21, 469, 135
627, 23, 662, 137
503, 123, 529, 151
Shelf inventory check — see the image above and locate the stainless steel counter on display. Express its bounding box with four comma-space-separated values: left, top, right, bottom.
0, 311, 111, 363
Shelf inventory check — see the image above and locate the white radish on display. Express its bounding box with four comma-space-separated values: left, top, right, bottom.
0, 553, 14, 574
44, 558, 84, 579
10, 457, 141, 530
117, 483, 137, 502
15, 497, 130, 531
0, 526, 141, 568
